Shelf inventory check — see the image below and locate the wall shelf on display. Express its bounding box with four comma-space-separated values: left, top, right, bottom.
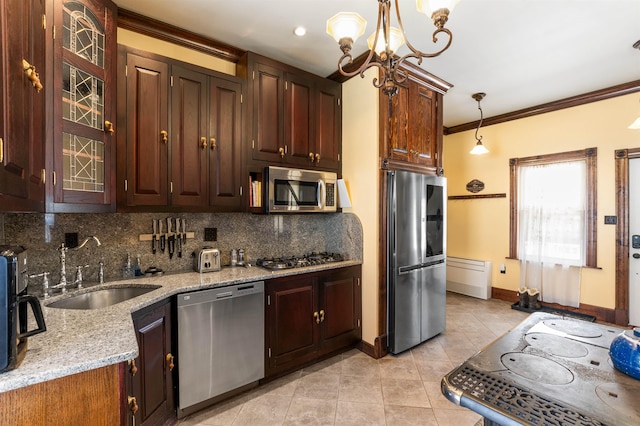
448, 193, 506, 200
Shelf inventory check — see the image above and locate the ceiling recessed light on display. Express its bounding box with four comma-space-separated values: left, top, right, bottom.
293, 26, 306, 37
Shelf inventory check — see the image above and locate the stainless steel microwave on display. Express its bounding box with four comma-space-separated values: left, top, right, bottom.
266, 166, 337, 213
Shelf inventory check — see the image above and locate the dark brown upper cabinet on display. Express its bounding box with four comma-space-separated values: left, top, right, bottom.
117, 47, 244, 212
238, 52, 342, 173
379, 65, 451, 175
49, 0, 117, 212
0, 0, 46, 212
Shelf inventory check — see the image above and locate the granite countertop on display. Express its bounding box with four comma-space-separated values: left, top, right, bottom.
0, 260, 361, 393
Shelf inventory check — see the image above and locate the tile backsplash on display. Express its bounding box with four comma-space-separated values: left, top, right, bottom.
0, 212, 362, 286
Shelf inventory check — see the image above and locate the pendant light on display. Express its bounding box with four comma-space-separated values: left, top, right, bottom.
470, 92, 489, 155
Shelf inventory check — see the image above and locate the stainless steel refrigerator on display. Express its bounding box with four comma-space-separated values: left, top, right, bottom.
387, 170, 446, 354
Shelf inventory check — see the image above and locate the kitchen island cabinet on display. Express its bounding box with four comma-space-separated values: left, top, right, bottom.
0, 363, 123, 425
117, 47, 244, 211
265, 265, 361, 378
128, 298, 175, 426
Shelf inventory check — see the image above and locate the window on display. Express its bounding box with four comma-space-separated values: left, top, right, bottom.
509, 148, 597, 268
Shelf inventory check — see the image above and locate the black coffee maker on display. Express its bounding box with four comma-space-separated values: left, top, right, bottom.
0, 246, 46, 373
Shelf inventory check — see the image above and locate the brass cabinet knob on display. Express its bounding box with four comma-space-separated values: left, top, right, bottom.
104, 120, 115, 134
210, 137, 217, 150
315, 153, 320, 164
22, 59, 43, 92
160, 130, 168, 143
0, 138, 3, 162
166, 353, 175, 371
128, 359, 137, 376
309, 152, 315, 162
313, 311, 320, 324
201, 137, 207, 149
319, 309, 325, 322
128, 396, 138, 414
279, 147, 285, 158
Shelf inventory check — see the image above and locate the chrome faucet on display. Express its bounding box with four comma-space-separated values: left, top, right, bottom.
52, 236, 102, 293
76, 235, 102, 249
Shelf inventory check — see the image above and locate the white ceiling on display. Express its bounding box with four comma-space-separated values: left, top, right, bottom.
113, 0, 640, 128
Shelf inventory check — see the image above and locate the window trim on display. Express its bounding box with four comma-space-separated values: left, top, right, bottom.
509, 148, 597, 267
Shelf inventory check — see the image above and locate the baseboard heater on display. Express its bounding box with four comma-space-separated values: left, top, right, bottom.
446, 257, 492, 300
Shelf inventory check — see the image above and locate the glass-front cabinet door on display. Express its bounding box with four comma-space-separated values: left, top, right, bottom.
51, 0, 116, 210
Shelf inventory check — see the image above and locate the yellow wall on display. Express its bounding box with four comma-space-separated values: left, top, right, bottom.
443, 93, 640, 309
341, 70, 379, 345
117, 28, 236, 75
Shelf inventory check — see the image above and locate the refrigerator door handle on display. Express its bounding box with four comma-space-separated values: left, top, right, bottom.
398, 259, 444, 274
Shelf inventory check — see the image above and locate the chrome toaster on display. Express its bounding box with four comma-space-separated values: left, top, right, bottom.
194, 248, 221, 273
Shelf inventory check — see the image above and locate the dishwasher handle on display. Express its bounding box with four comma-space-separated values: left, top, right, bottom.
177, 281, 264, 307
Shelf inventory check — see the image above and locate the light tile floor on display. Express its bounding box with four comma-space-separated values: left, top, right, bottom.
177, 292, 530, 426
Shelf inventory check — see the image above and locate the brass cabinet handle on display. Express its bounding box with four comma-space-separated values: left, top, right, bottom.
128, 359, 137, 376
160, 130, 168, 143
0, 137, 3, 162
201, 137, 207, 149
313, 311, 320, 324
309, 152, 315, 162
210, 137, 217, 150
128, 396, 138, 414
104, 120, 115, 134
279, 147, 285, 158
319, 309, 325, 322
166, 353, 175, 371
315, 153, 320, 164
22, 59, 43, 92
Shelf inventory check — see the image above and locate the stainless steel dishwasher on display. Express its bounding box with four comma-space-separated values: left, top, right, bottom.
176, 281, 264, 418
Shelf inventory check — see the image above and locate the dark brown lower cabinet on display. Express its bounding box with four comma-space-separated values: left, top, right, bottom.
265, 265, 362, 378
127, 299, 175, 426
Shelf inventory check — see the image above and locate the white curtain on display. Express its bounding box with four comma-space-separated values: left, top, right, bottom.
518, 160, 585, 307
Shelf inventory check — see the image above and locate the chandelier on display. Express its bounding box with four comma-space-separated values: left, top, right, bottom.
326, 0, 460, 97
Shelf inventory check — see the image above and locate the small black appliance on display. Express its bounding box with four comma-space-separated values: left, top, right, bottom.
0, 246, 46, 373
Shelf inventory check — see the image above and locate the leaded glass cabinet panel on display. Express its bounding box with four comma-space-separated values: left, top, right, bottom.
51, 0, 116, 211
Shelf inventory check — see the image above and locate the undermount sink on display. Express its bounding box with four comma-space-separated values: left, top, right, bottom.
46, 285, 161, 310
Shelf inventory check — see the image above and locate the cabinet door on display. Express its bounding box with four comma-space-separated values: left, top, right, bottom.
170, 66, 208, 206
0, 0, 45, 209
131, 300, 175, 426
319, 266, 361, 354
284, 72, 314, 167
387, 82, 410, 163
123, 53, 169, 206
408, 80, 437, 167
266, 276, 319, 374
51, 0, 117, 210
209, 77, 243, 209
315, 79, 342, 171
251, 62, 285, 163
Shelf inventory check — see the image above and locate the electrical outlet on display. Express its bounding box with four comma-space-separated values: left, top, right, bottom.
204, 227, 217, 242
500, 263, 506, 274
65, 232, 78, 248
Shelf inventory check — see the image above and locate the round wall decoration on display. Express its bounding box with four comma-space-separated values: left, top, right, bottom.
466, 179, 485, 193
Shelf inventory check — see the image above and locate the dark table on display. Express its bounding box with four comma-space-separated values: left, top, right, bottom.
441, 312, 640, 426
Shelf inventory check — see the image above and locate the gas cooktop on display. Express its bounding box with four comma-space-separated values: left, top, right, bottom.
442, 312, 640, 426
255, 252, 344, 270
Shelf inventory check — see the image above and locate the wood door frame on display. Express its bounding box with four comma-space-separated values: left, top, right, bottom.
614, 148, 640, 325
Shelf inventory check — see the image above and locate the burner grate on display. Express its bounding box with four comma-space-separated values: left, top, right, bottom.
448, 365, 606, 426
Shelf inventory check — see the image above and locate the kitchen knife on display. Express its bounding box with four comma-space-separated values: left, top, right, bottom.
151, 219, 157, 254
181, 218, 187, 244
175, 218, 182, 258
167, 217, 175, 259
159, 220, 165, 253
